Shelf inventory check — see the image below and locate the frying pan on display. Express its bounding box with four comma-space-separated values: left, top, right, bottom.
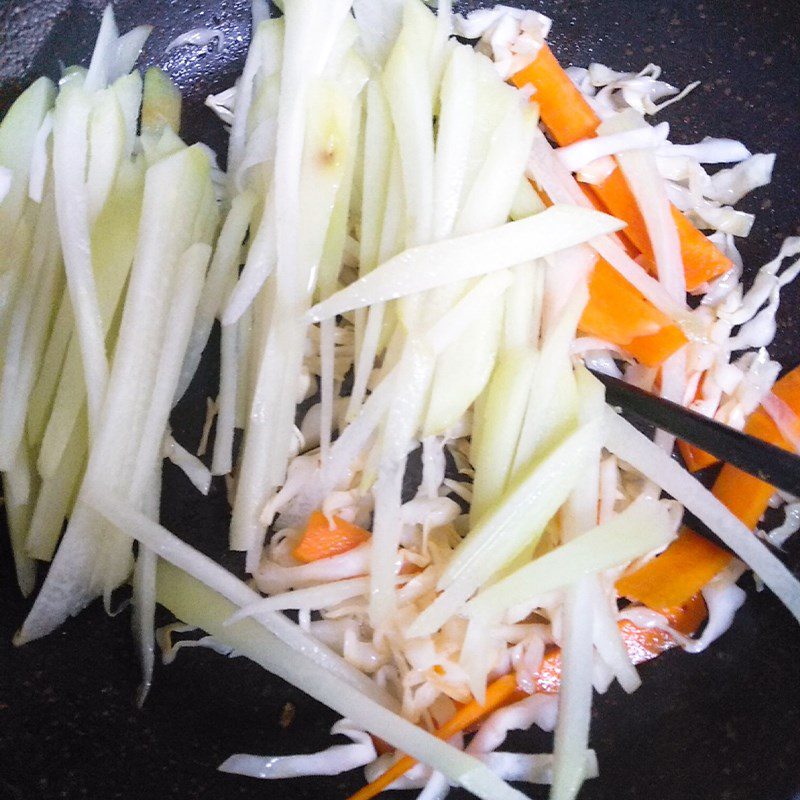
1, 1, 799, 799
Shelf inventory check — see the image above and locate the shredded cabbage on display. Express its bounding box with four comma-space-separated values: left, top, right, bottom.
165, 29, 226, 54
6, 4, 800, 800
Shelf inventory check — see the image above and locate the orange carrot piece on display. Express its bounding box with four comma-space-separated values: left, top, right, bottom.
712, 364, 800, 527
580, 258, 688, 367
625, 323, 688, 368
581, 259, 668, 344
677, 440, 719, 473
292, 511, 370, 564
346, 674, 520, 800
512, 44, 733, 291
511, 44, 599, 145
665, 592, 708, 636
616, 529, 732, 612
617, 619, 679, 663
677, 378, 720, 472
532, 647, 562, 694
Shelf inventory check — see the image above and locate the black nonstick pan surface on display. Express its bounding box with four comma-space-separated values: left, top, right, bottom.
1, 1, 799, 799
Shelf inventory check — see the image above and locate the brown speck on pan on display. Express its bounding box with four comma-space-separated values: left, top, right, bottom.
279, 701, 296, 729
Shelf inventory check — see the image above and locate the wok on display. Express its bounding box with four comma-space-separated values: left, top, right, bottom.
1, 1, 799, 798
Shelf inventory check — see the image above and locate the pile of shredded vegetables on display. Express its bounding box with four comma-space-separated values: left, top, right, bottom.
3, 2, 800, 799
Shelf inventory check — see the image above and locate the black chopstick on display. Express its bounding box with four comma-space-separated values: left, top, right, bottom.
589, 368, 800, 499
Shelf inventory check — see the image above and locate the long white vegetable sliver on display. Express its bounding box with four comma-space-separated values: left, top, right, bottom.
370, 340, 435, 626
110, 25, 152, 84
26, 419, 86, 562
28, 111, 53, 203
346, 302, 386, 422
551, 369, 604, 800
346, 146, 405, 422
212, 317, 239, 477
510, 288, 586, 478
308, 205, 624, 321
221, 192, 276, 326
226, 20, 266, 188
132, 463, 161, 707
52, 84, 109, 432
318, 317, 336, 462
84, 4, 119, 93
466, 496, 676, 620
4, 445, 37, 597
599, 110, 685, 301
227, 577, 370, 622
556, 122, 668, 173
433, 43, 477, 240
550, 578, 595, 800
0, 186, 60, 469
382, 0, 437, 248
26, 292, 73, 450
130, 245, 209, 504
604, 408, 800, 624
408, 421, 601, 638
470, 348, 538, 523
177, 190, 256, 401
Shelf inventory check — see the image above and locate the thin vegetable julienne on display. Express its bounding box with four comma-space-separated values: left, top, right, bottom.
511, 43, 733, 291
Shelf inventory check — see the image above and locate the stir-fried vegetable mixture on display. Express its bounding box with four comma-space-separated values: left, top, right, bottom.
3, 2, 800, 798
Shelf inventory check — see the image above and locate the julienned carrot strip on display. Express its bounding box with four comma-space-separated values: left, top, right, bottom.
618, 363, 800, 612
616, 529, 731, 613
625, 324, 688, 368
346, 674, 520, 800
292, 511, 370, 563
581, 259, 668, 343
580, 258, 688, 367
712, 364, 800, 528
511, 43, 599, 145
668, 592, 708, 636
677, 440, 719, 473
512, 44, 733, 291
677, 376, 720, 471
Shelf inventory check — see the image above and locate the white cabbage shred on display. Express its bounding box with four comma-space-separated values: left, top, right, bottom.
166, 28, 226, 54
